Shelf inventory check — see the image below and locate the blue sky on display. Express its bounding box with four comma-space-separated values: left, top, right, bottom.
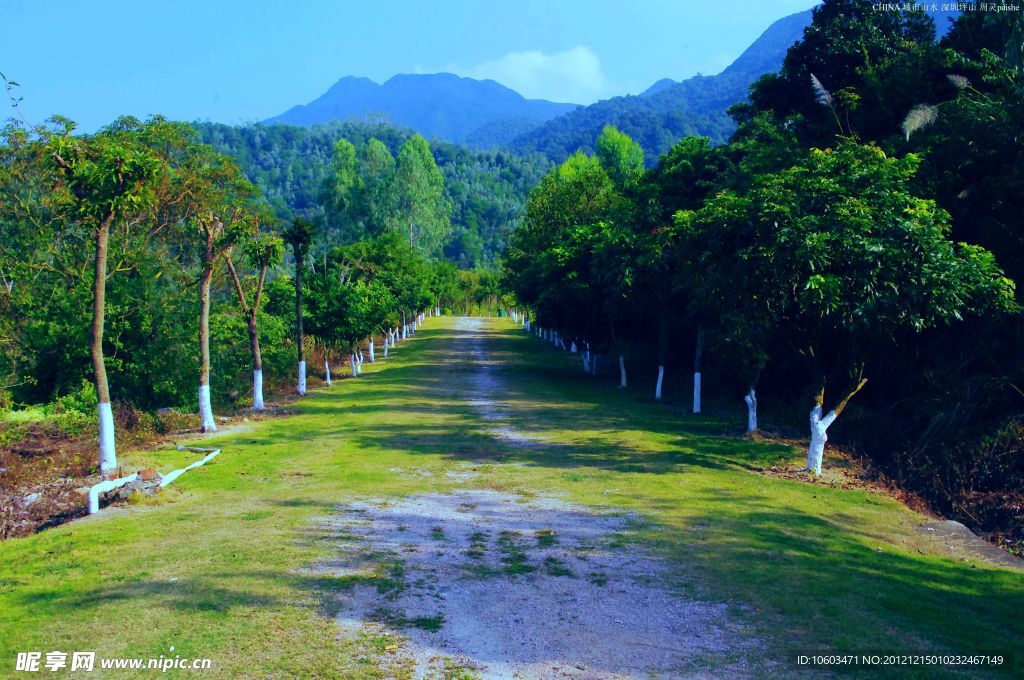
1, 0, 820, 131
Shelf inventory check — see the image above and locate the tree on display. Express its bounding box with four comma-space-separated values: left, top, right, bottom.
224, 230, 284, 410
174, 144, 263, 432
504, 151, 619, 364
595, 125, 644, 190
394, 135, 451, 255
283, 217, 317, 395
321, 138, 361, 243
747, 0, 945, 148
359, 138, 398, 237
46, 117, 168, 476
691, 141, 1015, 473
639, 135, 730, 404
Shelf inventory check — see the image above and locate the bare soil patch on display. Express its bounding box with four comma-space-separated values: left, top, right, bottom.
317, 489, 755, 679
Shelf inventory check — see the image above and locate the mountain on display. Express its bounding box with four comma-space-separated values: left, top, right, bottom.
509, 6, 960, 163
265, 73, 578, 145
507, 9, 814, 163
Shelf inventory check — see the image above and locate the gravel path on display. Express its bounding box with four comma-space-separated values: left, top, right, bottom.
317, 318, 756, 678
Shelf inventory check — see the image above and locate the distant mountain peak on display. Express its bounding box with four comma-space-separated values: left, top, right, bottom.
266, 72, 577, 144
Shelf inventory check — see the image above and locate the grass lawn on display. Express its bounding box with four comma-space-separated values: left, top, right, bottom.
1, 317, 1020, 678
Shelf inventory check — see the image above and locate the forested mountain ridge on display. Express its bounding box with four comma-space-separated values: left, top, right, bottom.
506, 10, 814, 162
264, 73, 578, 145
508, 6, 961, 162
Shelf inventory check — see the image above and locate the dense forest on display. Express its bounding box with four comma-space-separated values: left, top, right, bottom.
503, 2, 1024, 549
193, 121, 550, 267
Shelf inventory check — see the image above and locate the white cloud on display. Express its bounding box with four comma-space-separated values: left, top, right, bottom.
457, 46, 613, 104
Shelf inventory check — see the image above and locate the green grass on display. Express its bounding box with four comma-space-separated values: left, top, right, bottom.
0, 317, 1021, 678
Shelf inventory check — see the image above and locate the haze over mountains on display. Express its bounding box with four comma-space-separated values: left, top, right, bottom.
264, 6, 961, 161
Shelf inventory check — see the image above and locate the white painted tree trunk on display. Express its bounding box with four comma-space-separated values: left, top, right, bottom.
692, 372, 702, 414
384, 335, 389, 357
369, 338, 375, 362
357, 352, 363, 374
436, 305, 440, 316
253, 369, 265, 410
324, 360, 332, 386
619, 355, 627, 388
745, 389, 758, 434
807, 406, 837, 474
97, 401, 117, 476
570, 342, 577, 353
582, 352, 590, 373
199, 384, 217, 432
403, 324, 408, 339
351, 354, 357, 377
655, 365, 665, 401
298, 360, 307, 395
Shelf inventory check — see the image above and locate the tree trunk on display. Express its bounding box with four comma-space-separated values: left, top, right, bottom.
324, 359, 332, 386
369, 337, 375, 362
248, 315, 265, 410
295, 246, 307, 395
198, 258, 217, 433
806, 406, 834, 474
805, 372, 867, 474
745, 389, 758, 434
226, 253, 266, 411
92, 214, 117, 477
692, 327, 704, 414
656, 306, 669, 402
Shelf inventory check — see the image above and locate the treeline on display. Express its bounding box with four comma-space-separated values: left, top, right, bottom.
193, 120, 550, 268
0, 115, 479, 477
504, 2, 1024, 545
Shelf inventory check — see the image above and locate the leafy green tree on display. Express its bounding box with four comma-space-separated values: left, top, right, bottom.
595, 125, 645, 190
504, 151, 617, 352
359, 138, 399, 236
394, 134, 451, 255
321, 138, 360, 242
224, 229, 284, 410
173, 143, 264, 431
638, 135, 730, 404
685, 141, 1015, 473
747, 0, 945, 147
429, 260, 460, 314
46, 116, 170, 476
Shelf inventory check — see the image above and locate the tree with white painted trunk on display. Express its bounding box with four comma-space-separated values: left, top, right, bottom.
691, 328, 704, 414
47, 117, 169, 477
640, 136, 731, 406
685, 141, 1015, 473
224, 233, 285, 411
178, 144, 269, 432
283, 217, 316, 396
